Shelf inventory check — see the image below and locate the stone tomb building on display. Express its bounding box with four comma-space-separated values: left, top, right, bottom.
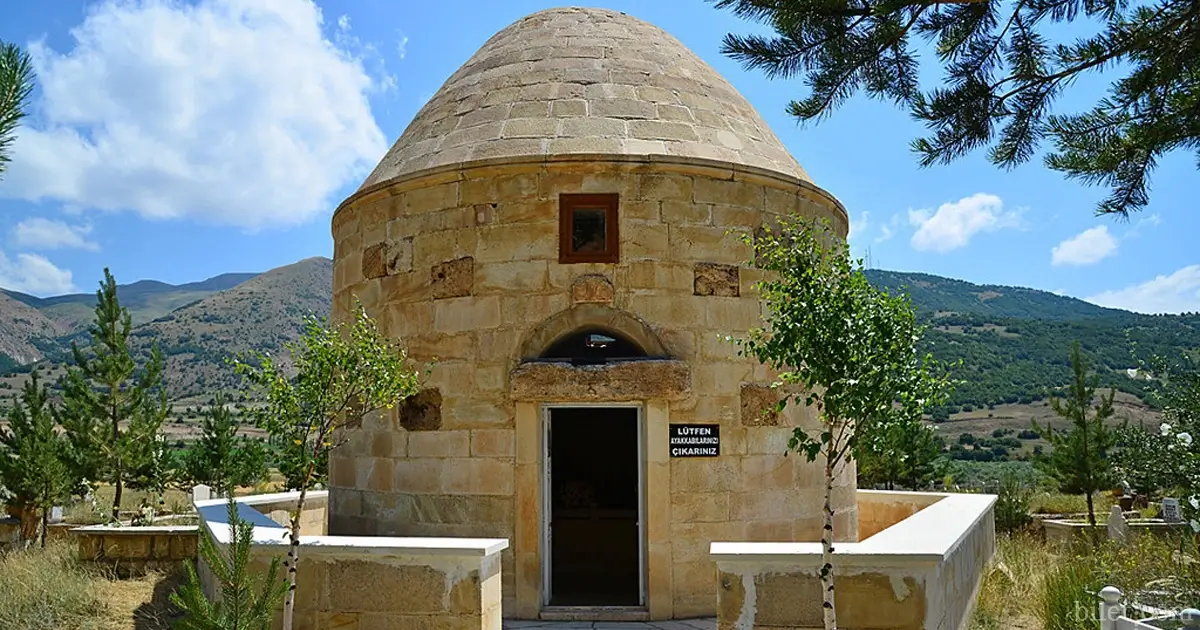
328, 7, 853, 621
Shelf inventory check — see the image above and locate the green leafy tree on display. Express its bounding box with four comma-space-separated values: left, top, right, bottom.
59, 269, 170, 521
1118, 346, 1200, 527
0, 370, 77, 546
170, 498, 288, 629
858, 420, 946, 490
272, 438, 327, 492
1034, 342, 1118, 528
714, 0, 1198, 217
177, 396, 269, 497
0, 41, 35, 179
235, 304, 421, 630
736, 216, 954, 630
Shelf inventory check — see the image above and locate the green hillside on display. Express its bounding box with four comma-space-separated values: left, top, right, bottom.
864, 270, 1200, 419
2, 272, 257, 333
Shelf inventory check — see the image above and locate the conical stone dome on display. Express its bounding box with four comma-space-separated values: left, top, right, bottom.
359, 6, 811, 191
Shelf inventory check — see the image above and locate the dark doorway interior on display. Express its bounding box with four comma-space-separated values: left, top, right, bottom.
548, 407, 641, 607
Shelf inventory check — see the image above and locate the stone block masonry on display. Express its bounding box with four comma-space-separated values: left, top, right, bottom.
327, 6, 858, 621
330, 157, 851, 620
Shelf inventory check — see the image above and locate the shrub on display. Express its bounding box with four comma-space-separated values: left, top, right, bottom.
0, 543, 107, 629
994, 472, 1034, 532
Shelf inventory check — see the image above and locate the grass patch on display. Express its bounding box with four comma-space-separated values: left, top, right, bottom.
0, 542, 184, 630
1029, 492, 1116, 516
0, 542, 108, 629
972, 532, 1200, 630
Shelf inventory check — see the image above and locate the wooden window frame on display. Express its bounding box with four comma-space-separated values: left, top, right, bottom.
559, 193, 620, 264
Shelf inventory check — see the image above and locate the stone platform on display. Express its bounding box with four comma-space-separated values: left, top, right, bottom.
503, 620, 715, 629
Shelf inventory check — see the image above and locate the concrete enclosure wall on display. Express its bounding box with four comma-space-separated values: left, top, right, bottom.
72, 526, 199, 577
712, 491, 997, 630
194, 492, 507, 630
329, 155, 851, 618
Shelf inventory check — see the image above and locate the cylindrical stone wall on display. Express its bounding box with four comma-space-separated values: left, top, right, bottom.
328, 155, 854, 619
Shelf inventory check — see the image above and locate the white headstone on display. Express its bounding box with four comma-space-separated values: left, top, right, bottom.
1107, 505, 1129, 545
1162, 497, 1182, 523
193, 484, 211, 503
49, 506, 63, 524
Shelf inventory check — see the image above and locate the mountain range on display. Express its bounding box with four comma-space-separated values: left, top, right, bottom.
0, 261, 1196, 415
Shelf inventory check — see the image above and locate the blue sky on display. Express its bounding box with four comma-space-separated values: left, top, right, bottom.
0, 0, 1194, 313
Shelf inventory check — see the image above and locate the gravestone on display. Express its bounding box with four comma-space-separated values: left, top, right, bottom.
1162, 497, 1182, 523
49, 506, 63, 524
192, 484, 211, 503
1107, 505, 1129, 545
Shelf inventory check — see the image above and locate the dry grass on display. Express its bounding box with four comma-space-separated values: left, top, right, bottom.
1029, 492, 1117, 516
0, 542, 108, 630
972, 532, 1200, 630
0, 542, 184, 630
94, 568, 185, 630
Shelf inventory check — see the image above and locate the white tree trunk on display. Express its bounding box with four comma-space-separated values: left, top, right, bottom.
822, 451, 838, 630
281, 482, 309, 630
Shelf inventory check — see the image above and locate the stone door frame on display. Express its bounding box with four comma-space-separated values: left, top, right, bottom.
514, 399, 673, 620
540, 402, 645, 609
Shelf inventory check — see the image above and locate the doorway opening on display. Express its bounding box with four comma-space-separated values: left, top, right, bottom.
545, 406, 642, 607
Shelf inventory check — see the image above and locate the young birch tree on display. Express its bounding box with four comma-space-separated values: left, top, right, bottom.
235, 304, 421, 630
737, 216, 953, 630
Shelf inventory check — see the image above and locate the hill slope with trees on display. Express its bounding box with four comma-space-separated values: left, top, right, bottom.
865, 270, 1200, 419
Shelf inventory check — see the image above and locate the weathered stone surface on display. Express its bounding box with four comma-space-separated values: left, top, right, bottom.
386, 238, 414, 275
509, 359, 690, 401
570, 275, 614, 304
694, 262, 740, 297
358, 8, 811, 190
431, 257, 475, 299
363, 242, 388, 279
399, 389, 442, 431
329, 6, 855, 624
326, 561, 449, 613
740, 383, 781, 427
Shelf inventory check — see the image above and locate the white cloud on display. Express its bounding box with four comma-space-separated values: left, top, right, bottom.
874, 215, 899, 244
1086, 265, 1200, 314
12, 217, 99, 251
0, 250, 76, 295
1125, 213, 1162, 239
397, 33, 409, 60
1051, 225, 1118, 266
908, 193, 1021, 252
848, 211, 870, 243
0, 0, 389, 230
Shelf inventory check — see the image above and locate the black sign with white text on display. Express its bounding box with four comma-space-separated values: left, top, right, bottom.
669, 424, 720, 457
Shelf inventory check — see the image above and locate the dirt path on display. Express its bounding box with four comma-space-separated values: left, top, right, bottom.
96, 569, 184, 630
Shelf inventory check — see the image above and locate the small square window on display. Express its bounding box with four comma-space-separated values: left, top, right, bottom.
559, 193, 619, 263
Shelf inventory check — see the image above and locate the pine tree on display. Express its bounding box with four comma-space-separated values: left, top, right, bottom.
0, 41, 35, 180
0, 369, 76, 547
60, 268, 170, 522
170, 498, 288, 629
714, 0, 1200, 217
179, 396, 268, 497
858, 420, 946, 490
1035, 342, 1118, 529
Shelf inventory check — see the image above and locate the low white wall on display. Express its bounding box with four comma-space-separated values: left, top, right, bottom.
194, 491, 509, 630
711, 490, 997, 630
